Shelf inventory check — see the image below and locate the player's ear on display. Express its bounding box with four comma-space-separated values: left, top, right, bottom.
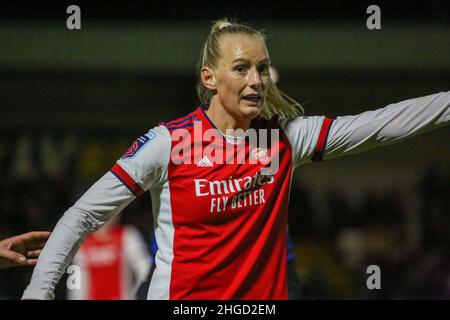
200, 66, 217, 91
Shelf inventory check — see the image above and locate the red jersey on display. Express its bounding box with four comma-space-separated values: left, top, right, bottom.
112, 105, 332, 299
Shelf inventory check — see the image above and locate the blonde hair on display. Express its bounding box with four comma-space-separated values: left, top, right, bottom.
197, 19, 304, 119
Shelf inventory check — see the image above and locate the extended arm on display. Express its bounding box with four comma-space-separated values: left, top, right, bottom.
280, 91, 449, 166
323, 91, 449, 160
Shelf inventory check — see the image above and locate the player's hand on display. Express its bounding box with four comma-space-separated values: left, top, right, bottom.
0, 231, 51, 269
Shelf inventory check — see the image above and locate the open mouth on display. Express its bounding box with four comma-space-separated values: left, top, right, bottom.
241, 94, 261, 104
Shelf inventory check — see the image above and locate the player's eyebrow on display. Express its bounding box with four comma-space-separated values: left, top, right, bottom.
257, 58, 271, 65
232, 58, 271, 65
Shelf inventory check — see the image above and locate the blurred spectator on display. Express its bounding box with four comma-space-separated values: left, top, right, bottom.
67, 215, 150, 300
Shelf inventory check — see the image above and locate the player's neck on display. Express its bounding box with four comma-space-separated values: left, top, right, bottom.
205, 101, 252, 133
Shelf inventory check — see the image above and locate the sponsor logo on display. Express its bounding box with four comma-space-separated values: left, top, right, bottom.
196, 156, 213, 167
194, 173, 275, 214
194, 173, 274, 197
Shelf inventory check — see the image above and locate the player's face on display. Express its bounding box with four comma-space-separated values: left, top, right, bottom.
212, 34, 270, 121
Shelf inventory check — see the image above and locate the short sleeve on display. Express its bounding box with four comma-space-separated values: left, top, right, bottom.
112, 125, 171, 195
278, 116, 333, 167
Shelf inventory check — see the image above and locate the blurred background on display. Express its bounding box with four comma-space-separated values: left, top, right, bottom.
0, 0, 449, 299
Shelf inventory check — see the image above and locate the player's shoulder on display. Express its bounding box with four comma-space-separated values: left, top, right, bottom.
118, 125, 170, 161
159, 109, 201, 133
278, 115, 326, 131
251, 114, 324, 129
116, 108, 202, 171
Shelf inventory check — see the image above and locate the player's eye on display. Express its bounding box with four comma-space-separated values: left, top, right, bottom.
258, 64, 270, 75
234, 65, 248, 74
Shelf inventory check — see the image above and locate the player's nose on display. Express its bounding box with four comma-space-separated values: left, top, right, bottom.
248, 67, 263, 89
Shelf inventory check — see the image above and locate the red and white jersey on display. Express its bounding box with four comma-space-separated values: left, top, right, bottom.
113, 107, 301, 299
67, 226, 150, 300
22, 91, 450, 300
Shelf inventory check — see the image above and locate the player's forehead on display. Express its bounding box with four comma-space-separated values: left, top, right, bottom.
217, 34, 269, 66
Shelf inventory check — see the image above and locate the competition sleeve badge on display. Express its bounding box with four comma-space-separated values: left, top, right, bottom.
122, 131, 156, 159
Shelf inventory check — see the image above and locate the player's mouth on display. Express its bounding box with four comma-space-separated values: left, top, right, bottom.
241, 94, 261, 106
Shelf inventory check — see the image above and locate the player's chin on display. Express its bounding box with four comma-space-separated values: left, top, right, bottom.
239, 101, 262, 118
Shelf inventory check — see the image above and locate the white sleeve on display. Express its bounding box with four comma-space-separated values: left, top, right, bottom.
21, 172, 135, 300
278, 115, 328, 167
323, 91, 450, 160
123, 226, 151, 299
22, 126, 171, 300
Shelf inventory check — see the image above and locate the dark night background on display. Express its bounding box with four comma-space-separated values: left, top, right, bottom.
0, 0, 449, 299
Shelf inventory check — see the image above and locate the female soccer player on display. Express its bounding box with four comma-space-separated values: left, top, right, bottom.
22, 19, 449, 300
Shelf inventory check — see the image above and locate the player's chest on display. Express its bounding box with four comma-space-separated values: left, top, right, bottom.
166, 142, 292, 224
